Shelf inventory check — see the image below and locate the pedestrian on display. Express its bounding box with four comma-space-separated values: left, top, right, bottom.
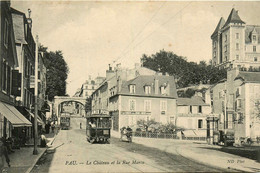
51, 123, 55, 133
80, 122, 82, 129
40, 134, 47, 147
0, 138, 10, 172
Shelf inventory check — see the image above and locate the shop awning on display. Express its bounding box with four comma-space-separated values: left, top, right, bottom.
0, 102, 32, 127
25, 109, 45, 126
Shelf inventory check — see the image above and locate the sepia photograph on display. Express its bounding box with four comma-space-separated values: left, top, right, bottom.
1, 0, 260, 172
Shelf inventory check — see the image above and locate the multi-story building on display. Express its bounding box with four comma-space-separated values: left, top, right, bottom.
78, 75, 105, 97
176, 96, 211, 137
211, 8, 260, 69
211, 68, 260, 144
11, 8, 35, 110
92, 64, 178, 132
11, 8, 45, 137
0, 1, 32, 139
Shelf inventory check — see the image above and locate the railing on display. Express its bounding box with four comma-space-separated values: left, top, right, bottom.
133, 131, 206, 141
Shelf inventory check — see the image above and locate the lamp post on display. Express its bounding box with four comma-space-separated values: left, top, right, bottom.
33, 35, 39, 155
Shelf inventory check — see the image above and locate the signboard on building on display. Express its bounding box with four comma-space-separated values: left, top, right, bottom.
121, 111, 151, 115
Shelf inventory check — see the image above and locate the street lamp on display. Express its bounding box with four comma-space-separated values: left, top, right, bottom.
33, 35, 39, 155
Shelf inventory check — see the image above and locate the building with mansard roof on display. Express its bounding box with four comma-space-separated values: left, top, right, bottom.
211, 8, 260, 69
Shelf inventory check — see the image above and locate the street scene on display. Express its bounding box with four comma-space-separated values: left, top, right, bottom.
1, 0, 260, 173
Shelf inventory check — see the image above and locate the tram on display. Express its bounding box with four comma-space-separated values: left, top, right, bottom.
60, 113, 71, 130
86, 111, 111, 144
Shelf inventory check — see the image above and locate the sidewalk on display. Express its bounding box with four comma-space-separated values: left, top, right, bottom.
3, 132, 57, 173
111, 131, 260, 172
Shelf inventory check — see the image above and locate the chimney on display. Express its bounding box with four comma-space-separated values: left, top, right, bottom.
117, 76, 122, 93
154, 78, 159, 94
27, 9, 32, 29
108, 64, 112, 71
106, 64, 114, 79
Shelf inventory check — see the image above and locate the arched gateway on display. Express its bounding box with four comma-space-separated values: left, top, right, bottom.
53, 96, 87, 118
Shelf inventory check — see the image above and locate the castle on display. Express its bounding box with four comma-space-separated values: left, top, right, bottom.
211, 8, 260, 70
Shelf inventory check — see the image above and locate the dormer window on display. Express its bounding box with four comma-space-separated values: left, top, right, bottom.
253, 35, 257, 41
144, 85, 151, 94
129, 84, 135, 94
213, 41, 216, 49
160, 86, 166, 95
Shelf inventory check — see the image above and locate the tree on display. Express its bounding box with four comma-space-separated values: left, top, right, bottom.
141, 50, 227, 89
136, 119, 159, 131
39, 45, 69, 101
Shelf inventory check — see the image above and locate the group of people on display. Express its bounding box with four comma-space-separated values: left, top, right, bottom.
45, 122, 56, 134
120, 126, 133, 142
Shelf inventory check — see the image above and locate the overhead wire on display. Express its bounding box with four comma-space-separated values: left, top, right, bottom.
96, 1, 167, 74
114, 1, 193, 63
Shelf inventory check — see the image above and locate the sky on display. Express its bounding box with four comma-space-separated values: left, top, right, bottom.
11, 0, 260, 96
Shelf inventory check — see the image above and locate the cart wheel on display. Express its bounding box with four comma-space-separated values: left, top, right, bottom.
90, 139, 95, 144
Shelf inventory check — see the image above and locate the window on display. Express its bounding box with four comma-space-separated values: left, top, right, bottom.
213, 51, 216, 58
236, 55, 239, 60
160, 86, 166, 95
214, 41, 216, 49
225, 34, 227, 42
160, 100, 167, 111
144, 85, 151, 94
4, 19, 9, 47
225, 56, 228, 62
144, 100, 151, 112
254, 57, 258, 62
253, 46, 256, 52
1, 60, 11, 93
198, 119, 203, 129
129, 85, 136, 94
236, 43, 239, 50
253, 35, 256, 41
198, 106, 202, 113
224, 45, 227, 52
236, 33, 239, 39
237, 99, 242, 109
236, 87, 241, 97
227, 113, 233, 129
92, 86, 94, 89
129, 99, 136, 111
189, 106, 192, 113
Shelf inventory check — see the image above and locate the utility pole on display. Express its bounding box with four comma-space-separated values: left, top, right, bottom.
33, 35, 39, 155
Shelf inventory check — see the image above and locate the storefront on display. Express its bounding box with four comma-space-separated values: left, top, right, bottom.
0, 101, 32, 142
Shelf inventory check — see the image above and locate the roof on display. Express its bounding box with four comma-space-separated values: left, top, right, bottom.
119, 75, 177, 98
211, 17, 225, 37
177, 96, 209, 106
245, 25, 260, 44
223, 8, 245, 28
235, 71, 260, 83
